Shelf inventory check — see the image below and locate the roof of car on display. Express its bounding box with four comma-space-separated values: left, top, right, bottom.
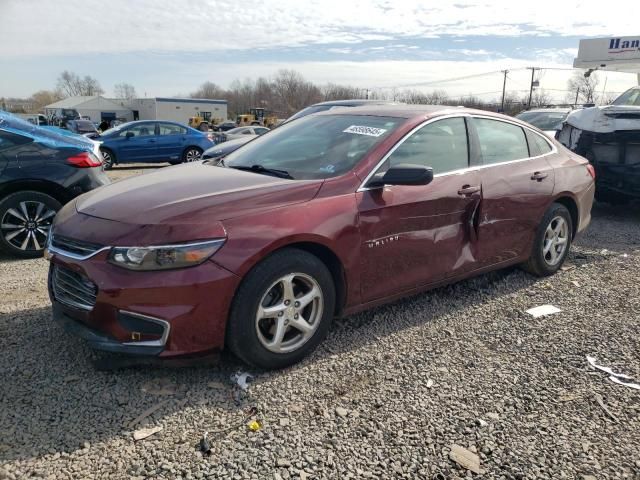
309, 99, 399, 108
314, 104, 494, 119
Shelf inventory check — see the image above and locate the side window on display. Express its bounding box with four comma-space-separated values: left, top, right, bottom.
475, 118, 529, 164
387, 117, 469, 175
123, 123, 156, 137
158, 123, 186, 135
0, 130, 33, 151
525, 129, 552, 157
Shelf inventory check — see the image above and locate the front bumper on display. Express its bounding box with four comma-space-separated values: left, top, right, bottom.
47, 248, 241, 358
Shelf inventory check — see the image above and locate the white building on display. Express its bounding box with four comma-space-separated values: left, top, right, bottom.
45, 96, 133, 124
126, 97, 228, 124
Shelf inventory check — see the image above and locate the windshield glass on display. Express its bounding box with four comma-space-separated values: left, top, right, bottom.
612, 88, 640, 106
224, 114, 402, 180
516, 111, 567, 130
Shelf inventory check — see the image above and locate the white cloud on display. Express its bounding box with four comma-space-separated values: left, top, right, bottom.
1, 0, 639, 57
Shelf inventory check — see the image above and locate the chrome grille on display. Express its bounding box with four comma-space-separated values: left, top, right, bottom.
51, 265, 98, 311
50, 234, 103, 258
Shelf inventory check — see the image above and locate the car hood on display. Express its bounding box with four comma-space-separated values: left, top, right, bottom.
565, 105, 640, 133
76, 162, 323, 225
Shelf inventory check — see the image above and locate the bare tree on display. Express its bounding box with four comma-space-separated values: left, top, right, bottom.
272, 70, 322, 115
190, 81, 225, 99
55, 71, 104, 97
113, 82, 137, 100
30, 90, 63, 111
531, 89, 553, 108
321, 83, 363, 101
567, 71, 600, 105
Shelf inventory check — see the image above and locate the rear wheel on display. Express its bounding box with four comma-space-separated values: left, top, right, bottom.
0, 191, 61, 258
182, 147, 202, 163
100, 148, 115, 170
226, 248, 335, 369
522, 203, 572, 277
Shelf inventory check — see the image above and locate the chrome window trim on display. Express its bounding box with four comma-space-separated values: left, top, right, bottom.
120, 310, 171, 348
357, 113, 557, 191
357, 113, 471, 192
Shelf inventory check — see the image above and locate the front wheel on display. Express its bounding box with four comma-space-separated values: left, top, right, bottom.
182, 147, 202, 163
0, 191, 61, 258
522, 203, 572, 277
226, 248, 335, 369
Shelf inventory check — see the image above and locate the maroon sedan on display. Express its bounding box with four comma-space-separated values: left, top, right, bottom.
46, 106, 595, 369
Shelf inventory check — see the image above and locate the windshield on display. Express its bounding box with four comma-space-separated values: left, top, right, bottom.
612, 88, 640, 106
516, 111, 568, 131
75, 120, 96, 132
224, 114, 402, 180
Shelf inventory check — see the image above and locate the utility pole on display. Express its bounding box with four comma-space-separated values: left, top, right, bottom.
527, 67, 539, 109
500, 70, 508, 112
574, 87, 580, 107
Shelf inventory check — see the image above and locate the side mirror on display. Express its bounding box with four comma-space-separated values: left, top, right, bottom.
367, 164, 434, 188
125, 131, 134, 139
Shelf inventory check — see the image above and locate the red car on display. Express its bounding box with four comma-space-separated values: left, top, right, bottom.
46, 106, 595, 369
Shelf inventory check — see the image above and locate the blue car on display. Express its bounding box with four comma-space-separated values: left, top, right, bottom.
97, 120, 213, 169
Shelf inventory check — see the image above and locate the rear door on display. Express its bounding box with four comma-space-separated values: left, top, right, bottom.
156, 122, 188, 162
471, 116, 555, 267
357, 116, 483, 302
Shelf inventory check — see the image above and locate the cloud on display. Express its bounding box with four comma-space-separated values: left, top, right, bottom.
1, 0, 639, 57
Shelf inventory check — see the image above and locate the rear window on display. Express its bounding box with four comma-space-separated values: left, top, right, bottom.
475, 118, 529, 164
75, 120, 96, 132
525, 130, 553, 156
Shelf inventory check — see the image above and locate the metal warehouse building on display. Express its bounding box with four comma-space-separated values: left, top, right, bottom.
45, 96, 133, 123
126, 97, 228, 124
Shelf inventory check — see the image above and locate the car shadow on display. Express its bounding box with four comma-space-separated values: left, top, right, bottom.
110, 164, 169, 171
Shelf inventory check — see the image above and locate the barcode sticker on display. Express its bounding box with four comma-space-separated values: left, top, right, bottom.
343, 125, 387, 137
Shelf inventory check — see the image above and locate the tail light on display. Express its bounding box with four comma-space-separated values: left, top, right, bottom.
67, 151, 102, 168
586, 164, 596, 179
207, 132, 214, 142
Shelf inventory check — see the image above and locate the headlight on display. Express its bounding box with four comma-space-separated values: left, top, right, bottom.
108, 239, 225, 271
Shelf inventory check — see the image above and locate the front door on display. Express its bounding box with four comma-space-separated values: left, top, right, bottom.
471, 117, 555, 267
118, 122, 158, 162
357, 116, 482, 303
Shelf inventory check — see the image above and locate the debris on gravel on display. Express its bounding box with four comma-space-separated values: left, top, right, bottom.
1, 164, 639, 479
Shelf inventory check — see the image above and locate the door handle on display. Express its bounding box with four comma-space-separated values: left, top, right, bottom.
458, 185, 480, 196
531, 172, 548, 181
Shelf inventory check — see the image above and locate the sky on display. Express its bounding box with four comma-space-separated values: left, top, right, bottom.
1, 0, 639, 103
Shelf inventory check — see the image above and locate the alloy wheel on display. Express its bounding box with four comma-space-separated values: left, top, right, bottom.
101, 150, 113, 169
542, 215, 569, 266
1, 201, 56, 252
255, 272, 324, 353
185, 149, 201, 162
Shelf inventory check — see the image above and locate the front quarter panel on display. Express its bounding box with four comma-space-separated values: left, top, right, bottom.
213, 191, 362, 308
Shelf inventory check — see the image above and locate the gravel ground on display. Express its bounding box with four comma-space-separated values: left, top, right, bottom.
1, 166, 639, 479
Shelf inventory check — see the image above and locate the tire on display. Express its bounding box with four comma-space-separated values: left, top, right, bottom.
226, 248, 336, 369
522, 203, 573, 277
0, 191, 61, 258
182, 146, 203, 163
100, 148, 115, 170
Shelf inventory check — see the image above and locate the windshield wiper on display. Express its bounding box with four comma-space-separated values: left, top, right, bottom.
229, 164, 294, 179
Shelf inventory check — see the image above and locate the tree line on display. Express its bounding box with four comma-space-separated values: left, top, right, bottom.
2, 69, 616, 118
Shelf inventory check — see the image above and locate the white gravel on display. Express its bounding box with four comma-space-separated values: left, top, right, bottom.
1, 166, 639, 479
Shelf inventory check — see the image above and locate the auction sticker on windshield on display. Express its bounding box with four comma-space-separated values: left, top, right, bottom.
343, 125, 387, 137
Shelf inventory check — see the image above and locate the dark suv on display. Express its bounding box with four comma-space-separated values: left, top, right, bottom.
0, 111, 110, 258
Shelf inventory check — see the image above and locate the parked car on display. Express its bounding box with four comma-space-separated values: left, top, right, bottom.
284, 99, 397, 124
212, 121, 237, 132
95, 120, 214, 169
515, 108, 571, 138
46, 106, 594, 368
16, 113, 49, 126
214, 126, 269, 143
558, 86, 640, 204
202, 135, 257, 161
64, 119, 100, 138
0, 111, 110, 258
